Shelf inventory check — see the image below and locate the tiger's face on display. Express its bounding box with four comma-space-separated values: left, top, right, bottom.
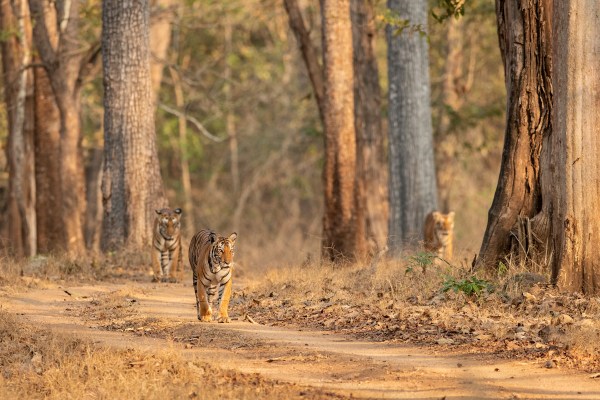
432, 211, 454, 246
155, 208, 182, 240
209, 232, 237, 274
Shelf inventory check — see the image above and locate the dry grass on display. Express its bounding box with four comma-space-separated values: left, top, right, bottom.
0, 310, 343, 400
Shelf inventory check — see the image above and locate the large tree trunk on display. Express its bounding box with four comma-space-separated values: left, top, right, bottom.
386, 0, 437, 255
101, 0, 166, 250
1, 0, 36, 257
550, 0, 600, 294
351, 0, 388, 253
320, 0, 365, 262
29, 0, 87, 254
476, 0, 553, 270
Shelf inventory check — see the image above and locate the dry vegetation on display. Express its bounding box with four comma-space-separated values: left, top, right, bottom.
230, 256, 600, 372
0, 310, 344, 400
2, 247, 600, 399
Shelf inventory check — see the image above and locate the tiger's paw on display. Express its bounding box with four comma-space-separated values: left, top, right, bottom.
199, 314, 212, 322
151, 275, 161, 283
218, 316, 231, 323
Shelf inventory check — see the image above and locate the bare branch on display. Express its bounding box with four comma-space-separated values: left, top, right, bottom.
158, 102, 227, 143
283, 0, 325, 122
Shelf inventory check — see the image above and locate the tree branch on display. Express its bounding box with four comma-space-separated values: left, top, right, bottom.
283, 0, 325, 122
158, 102, 227, 143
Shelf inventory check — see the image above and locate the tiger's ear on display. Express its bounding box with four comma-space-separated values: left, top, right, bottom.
228, 232, 237, 244
155, 209, 162, 215
174, 208, 182, 214
447, 211, 455, 221
209, 232, 217, 243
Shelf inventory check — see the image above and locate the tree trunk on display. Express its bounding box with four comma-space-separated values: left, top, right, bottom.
351, 0, 388, 253
101, 0, 166, 250
33, 56, 62, 253
386, 0, 437, 255
550, 0, 600, 294
149, 0, 176, 105
283, 0, 325, 122
476, 0, 552, 270
320, 0, 365, 262
1, 0, 36, 257
168, 66, 194, 237
29, 0, 87, 254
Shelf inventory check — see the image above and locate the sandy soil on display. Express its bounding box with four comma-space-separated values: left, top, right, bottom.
2, 281, 599, 400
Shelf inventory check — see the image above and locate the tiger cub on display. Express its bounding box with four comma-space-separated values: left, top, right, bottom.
188, 229, 237, 323
152, 208, 183, 283
424, 211, 455, 261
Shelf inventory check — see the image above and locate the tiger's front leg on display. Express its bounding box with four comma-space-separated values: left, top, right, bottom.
196, 279, 212, 322
151, 247, 163, 282
218, 277, 233, 323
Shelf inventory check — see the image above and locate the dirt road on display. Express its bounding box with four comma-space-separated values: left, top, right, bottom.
2, 281, 599, 399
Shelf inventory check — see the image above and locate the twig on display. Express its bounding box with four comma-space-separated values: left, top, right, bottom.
158, 102, 227, 143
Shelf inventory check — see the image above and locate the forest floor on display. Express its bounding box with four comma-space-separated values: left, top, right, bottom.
1, 262, 600, 399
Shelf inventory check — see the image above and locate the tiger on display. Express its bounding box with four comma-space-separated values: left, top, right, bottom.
151, 207, 183, 283
188, 229, 237, 323
424, 211, 455, 262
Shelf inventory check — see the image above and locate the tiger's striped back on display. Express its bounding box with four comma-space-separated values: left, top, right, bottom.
189, 229, 237, 322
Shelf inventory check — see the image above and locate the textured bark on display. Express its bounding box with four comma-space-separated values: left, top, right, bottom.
351, 0, 388, 253
386, 0, 437, 255
33, 56, 62, 253
1, 0, 36, 257
29, 0, 87, 254
320, 0, 365, 262
551, 0, 600, 294
476, 0, 552, 269
101, 0, 166, 250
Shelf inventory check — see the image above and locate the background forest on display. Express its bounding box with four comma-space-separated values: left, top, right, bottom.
0, 0, 504, 268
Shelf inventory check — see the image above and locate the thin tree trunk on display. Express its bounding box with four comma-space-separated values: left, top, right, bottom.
386, 0, 437, 255
283, 0, 325, 122
168, 66, 194, 236
149, 0, 176, 105
1, 0, 36, 257
101, 0, 166, 250
321, 0, 364, 262
550, 0, 600, 294
224, 15, 239, 196
84, 144, 103, 251
351, 0, 388, 253
33, 56, 62, 253
476, 0, 552, 270
436, 16, 463, 212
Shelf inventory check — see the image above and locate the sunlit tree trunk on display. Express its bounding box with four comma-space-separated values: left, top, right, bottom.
386, 0, 437, 255
149, 0, 176, 105
550, 0, 600, 294
1, 0, 36, 257
320, 0, 365, 262
476, 0, 553, 270
351, 0, 388, 253
101, 0, 166, 250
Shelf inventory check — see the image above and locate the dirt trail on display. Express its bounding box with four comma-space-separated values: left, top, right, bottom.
2, 282, 599, 399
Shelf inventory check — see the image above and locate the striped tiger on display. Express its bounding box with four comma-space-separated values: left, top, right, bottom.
151, 208, 183, 283
189, 229, 237, 323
